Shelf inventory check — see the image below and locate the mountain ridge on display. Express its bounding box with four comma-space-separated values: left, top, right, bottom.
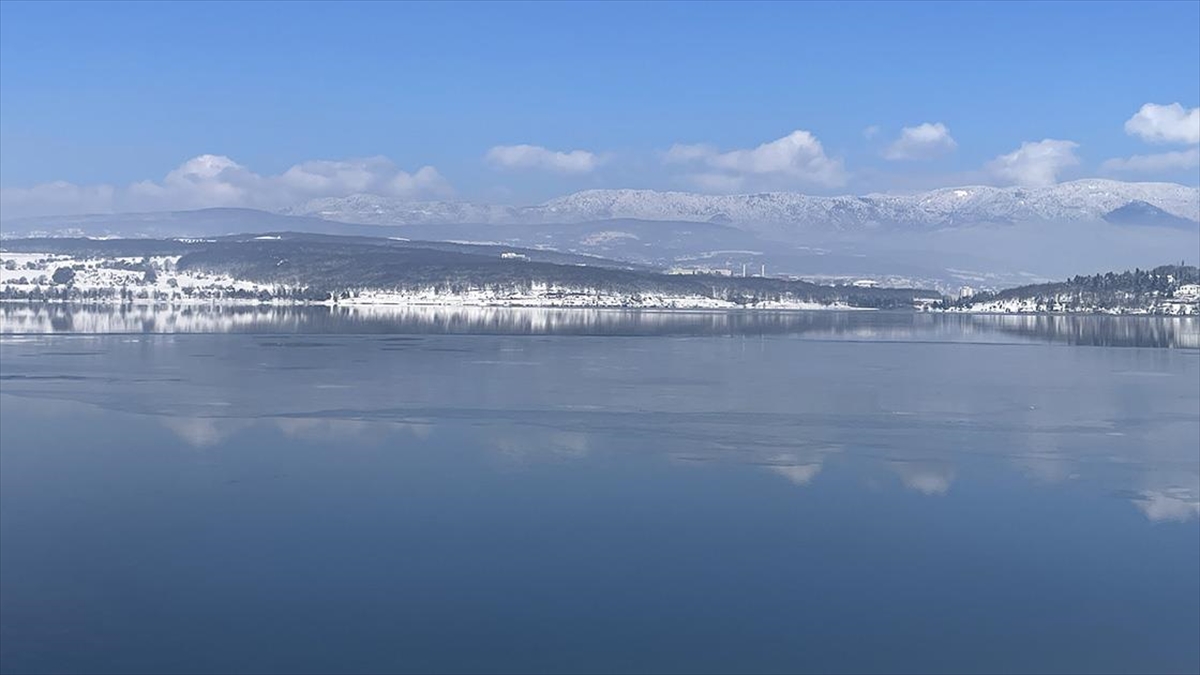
283, 179, 1200, 230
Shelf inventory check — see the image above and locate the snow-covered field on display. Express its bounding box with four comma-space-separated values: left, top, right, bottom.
0, 252, 276, 302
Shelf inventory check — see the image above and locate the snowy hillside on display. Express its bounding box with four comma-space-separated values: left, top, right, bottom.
285, 180, 1200, 230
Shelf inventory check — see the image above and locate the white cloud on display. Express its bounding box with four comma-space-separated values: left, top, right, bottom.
1102, 103, 1200, 177
1124, 102, 1200, 145
0, 155, 450, 219
1100, 147, 1200, 174
663, 143, 717, 164
664, 129, 848, 191
0, 181, 117, 220
710, 131, 839, 176
280, 157, 445, 198
862, 125, 881, 140
882, 122, 958, 161
687, 172, 748, 193
485, 144, 600, 173
984, 139, 1080, 187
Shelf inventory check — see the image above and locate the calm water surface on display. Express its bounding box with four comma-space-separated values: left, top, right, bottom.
1, 307, 1198, 674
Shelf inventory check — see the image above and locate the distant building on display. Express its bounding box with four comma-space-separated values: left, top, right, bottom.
852, 279, 879, 288
958, 286, 976, 300
501, 252, 528, 260
1175, 284, 1200, 300
668, 266, 732, 277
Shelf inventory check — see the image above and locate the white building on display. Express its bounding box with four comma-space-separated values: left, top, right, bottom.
1175, 284, 1200, 301
667, 266, 732, 277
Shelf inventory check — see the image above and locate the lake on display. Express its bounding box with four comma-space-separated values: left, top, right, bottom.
1, 306, 1198, 674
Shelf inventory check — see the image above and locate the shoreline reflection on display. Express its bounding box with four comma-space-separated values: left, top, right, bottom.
1, 303, 1197, 348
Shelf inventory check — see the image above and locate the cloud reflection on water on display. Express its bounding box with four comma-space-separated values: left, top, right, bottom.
2, 309, 1196, 523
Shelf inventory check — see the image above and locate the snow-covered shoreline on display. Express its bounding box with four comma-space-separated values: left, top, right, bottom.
6, 250, 1196, 315
323, 287, 874, 311
0, 251, 876, 311
933, 298, 1198, 316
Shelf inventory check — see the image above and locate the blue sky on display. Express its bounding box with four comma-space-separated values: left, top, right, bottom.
1, 0, 1198, 216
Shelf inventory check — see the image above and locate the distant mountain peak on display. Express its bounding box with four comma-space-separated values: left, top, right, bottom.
1103, 200, 1199, 230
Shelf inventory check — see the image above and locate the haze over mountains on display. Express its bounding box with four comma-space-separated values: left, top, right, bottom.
3, 179, 1197, 292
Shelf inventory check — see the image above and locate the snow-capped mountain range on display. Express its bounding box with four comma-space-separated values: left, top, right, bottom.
285, 179, 1200, 230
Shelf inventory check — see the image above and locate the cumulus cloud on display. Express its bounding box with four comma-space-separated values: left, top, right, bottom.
984, 139, 1080, 187
862, 125, 881, 140
1100, 147, 1200, 174
1100, 103, 1200, 176
485, 144, 600, 173
882, 122, 958, 161
664, 129, 848, 191
1124, 102, 1200, 145
0, 154, 449, 220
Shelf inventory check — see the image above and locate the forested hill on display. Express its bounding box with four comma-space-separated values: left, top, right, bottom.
170, 238, 933, 308
942, 265, 1200, 314
1, 233, 939, 309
